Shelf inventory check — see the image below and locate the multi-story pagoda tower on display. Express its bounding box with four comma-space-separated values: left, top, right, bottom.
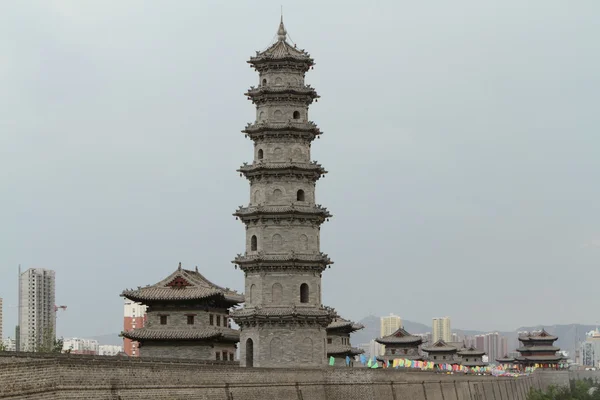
231, 18, 333, 368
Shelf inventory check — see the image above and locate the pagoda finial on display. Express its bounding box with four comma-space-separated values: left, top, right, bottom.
277, 12, 287, 42
178, 262, 182, 271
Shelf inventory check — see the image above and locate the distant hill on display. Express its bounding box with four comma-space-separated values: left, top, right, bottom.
351, 315, 431, 345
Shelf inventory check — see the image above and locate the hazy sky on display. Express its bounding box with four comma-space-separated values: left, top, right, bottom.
1, 1, 599, 340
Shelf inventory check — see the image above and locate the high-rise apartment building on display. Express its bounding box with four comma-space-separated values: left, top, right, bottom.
380, 314, 402, 337
18, 268, 56, 352
379, 314, 403, 355
123, 298, 146, 356
432, 317, 451, 342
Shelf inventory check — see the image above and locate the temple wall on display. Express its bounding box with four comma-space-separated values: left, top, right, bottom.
140, 341, 236, 361
0, 353, 545, 400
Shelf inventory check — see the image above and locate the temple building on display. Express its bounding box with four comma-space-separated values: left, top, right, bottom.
422, 340, 460, 364
120, 263, 244, 360
515, 329, 563, 368
326, 316, 364, 366
496, 354, 516, 369
457, 346, 487, 368
375, 327, 423, 364
231, 17, 334, 368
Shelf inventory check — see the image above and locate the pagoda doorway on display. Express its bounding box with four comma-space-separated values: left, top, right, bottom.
246, 338, 254, 367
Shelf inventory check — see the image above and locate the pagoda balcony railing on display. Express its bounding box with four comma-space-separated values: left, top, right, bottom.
233, 251, 333, 265
247, 83, 316, 94
234, 203, 332, 218
243, 120, 321, 135
238, 160, 326, 173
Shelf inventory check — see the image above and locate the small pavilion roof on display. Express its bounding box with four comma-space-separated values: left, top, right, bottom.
496, 355, 516, 363
327, 344, 364, 356
327, 317, 364, 333
515, 354, 564, 362
422, 340, 458, 353
120, 327, 239, 342
458, 346, 486, 357
376, 327, 423, 345
121, 263, 244, 305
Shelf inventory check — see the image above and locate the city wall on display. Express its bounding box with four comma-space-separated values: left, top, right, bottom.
0, 353, 547, 400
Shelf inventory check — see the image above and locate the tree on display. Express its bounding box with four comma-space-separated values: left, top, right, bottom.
36, 327, 63, 353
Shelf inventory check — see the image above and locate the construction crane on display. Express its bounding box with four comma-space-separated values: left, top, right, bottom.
55, 305, 67, 317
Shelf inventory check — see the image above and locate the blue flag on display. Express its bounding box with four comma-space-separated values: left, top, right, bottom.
360, 354, 367, 365
346, 356, 351, 366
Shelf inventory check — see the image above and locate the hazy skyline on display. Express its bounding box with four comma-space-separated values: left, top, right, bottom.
1, 1, 599, 339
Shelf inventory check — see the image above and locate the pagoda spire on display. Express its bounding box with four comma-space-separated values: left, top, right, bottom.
277, 14, 287, 41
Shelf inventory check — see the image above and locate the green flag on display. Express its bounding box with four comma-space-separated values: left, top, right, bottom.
371, 362, 379, 369
329, 356, 335, 366
367, 358, 372, 367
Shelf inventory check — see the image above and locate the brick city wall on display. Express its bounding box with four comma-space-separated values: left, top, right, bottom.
0, 352, 545, 400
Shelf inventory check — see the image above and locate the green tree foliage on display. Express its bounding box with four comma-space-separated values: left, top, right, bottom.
528, 380, 600, 400
36, 327, 63, 353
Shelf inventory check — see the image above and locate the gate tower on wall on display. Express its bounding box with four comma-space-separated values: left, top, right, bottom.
231, 17, 334, 368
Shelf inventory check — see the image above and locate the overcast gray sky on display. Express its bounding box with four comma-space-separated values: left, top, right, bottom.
1, 1, 599, 339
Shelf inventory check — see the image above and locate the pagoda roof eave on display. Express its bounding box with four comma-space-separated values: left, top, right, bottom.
120, 327, 240, 342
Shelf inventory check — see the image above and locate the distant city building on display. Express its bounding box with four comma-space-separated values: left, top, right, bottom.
379, 314, 402, 355
414, 332, 433, 345
63, 338, 99, 355
121, 263, 243, 360
486, 332, 500, 363
2, 338, 16, 351
18, 268, 56, 352
326, 316, 364, 366
580, 330, 600, 367
357, 340, 381, 360
123, 299, 147, 357
432, 317, 451, 343
99, 345, 123, 356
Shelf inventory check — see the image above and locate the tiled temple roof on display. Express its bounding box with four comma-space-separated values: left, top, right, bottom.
376, 327, 422, 345
120, 327, 239, 342
496, 355, 516, 363
516, 345, 560, 352
231, 306, 331, 319
233, 252, 333, 265
326, 317, 364, 333
234, 204, 331, 219
518, 329, 558, 342
245, 85, 319, 99
422, 340, 458, 353
237, 161, 327, 175
121, 264, 244, 304
515, 355, 564, 362
457, 347, 486, 357
327, 344, 364, 356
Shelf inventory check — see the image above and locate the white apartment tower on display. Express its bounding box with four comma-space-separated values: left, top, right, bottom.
18, 268, 56, 352
432, 316, 451, 343
379, 314, 402, 355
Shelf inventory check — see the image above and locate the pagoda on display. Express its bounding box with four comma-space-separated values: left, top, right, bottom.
376, 327, 423, 364
457, 346, 487, 367
120, 263, 243, 360
422, 340, 460, 364
326, 316, 365, 366
515, 329, 562, 368
496, 354, 516, 369
231, 17, 334, 368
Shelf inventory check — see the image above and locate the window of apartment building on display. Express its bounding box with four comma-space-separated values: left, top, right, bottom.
187, 315, 194, 325
209, 314, 214, 325
160, 315, 168, 325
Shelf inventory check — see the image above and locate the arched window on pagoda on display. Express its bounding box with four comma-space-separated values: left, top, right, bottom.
257, 149, 263, 160
262, 78, 267, 86
300, 283, 309, 303
293, 111, 301, 120
296, 189, 305, 202
250, 235, 257, 251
